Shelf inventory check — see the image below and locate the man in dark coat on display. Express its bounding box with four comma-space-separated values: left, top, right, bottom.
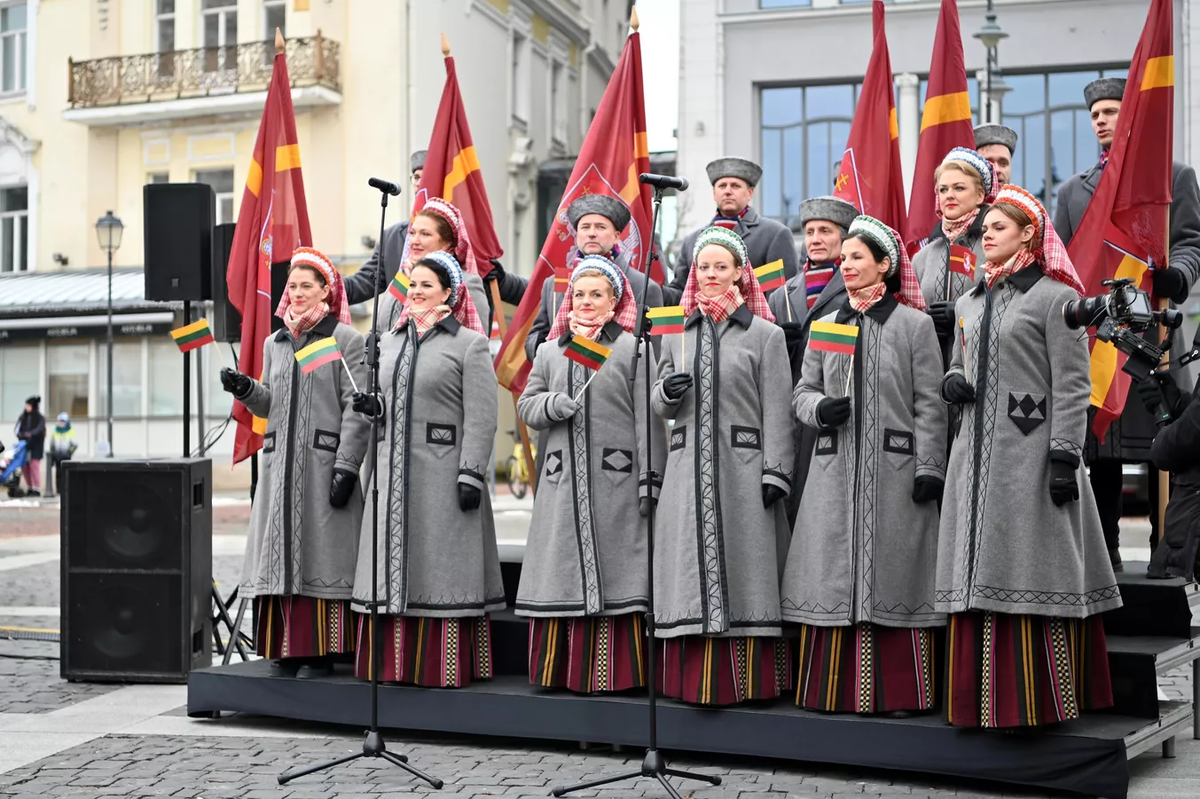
662, 157, 799, 305
973, 124, 1017, 186
1054, 76, 1200, 569
1137, 372, 1200, 580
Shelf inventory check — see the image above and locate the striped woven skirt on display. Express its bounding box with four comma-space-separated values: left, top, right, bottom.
794, 623, 938, 714
657, 635, 792, 707
353, 613, 494, 688
947, 611, 1113, 728
254, 595, 354, 660
528, 613, 646, 693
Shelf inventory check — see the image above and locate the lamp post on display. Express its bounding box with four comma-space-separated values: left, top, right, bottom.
95, 211, 124, 457
973, 0, 1009, 124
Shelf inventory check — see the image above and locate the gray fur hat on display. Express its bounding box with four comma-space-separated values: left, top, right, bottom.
705, 156, 763, 187
1084, 78, 1126, 109
410, 150, 427, 174
973, 124, 1018, 154
566, 194, 631, 232
798, 196, 859, 233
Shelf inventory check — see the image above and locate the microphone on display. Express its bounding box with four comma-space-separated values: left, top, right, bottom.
368, 177, 401, 196
639, 173, 688, 192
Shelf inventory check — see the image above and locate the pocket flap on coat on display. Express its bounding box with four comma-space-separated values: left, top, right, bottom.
815, 429, 837, 456
882, 428, 914, 456
426, 423, 457, 446
313, 429, 340, 453
670, 426, 686, 452
731, 425, 762, 450
263, 431, 277, 454
601, 448, 634, 473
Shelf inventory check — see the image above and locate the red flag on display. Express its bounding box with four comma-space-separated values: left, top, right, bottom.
494, 27, 654, 393
226, 40, 312, 464
833, 1, 906, 232
411, 53, 503, 276
1067, 0, 1173, 441
948, 244, 976, 277
903, 0, 974, 253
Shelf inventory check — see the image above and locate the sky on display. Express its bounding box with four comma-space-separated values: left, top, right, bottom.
634, 0, 680, 153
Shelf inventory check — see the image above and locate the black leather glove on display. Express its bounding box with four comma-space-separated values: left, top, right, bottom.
762, 484, 786, 508
1136, 373, 1184, 424
639, 496, 653, 517
661, 372, 693, 401
484, 258, 505, 283
1049, 460, 1079, 507
1152, 267, 1189, 303
351, 391, 384, 418
458, 483, 482, 512
816, 396, 852, 429
329, 468, 358, 508
912, 476, 945, 504
220, 368, 252, 398
778, 321, 804, 349
942, 373, 976, 405
927, 301, 957, 340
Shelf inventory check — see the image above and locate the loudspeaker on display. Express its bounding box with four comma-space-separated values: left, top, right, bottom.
211, 223, 240, 342
143, 183, 215, 302
60, 459, 213, 683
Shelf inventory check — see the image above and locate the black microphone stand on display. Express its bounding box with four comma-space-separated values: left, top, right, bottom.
552, 183, 720, 799
279, 183, 442, 789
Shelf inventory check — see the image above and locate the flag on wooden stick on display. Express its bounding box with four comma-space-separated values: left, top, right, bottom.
809, 321, 859, 355
295, 336, 342, 374
170, 319, 215, 353
647, 306, 686, 336
387, 271, 410, 304
564, 336, 612, 372
948, 244, 976, 277
753, 259, 787, 293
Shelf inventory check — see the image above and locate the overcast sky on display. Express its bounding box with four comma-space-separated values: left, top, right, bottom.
635, 0, 680, 153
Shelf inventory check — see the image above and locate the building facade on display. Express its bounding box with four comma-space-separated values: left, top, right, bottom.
0, 0, 629, 480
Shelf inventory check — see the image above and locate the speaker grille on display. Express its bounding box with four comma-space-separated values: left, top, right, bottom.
67, 470, 184, 572
67, 573, 184, 675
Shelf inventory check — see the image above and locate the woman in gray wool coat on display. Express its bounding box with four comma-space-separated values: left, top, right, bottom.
221, 247, 369, 677
350, 250, 505, 688
651, 227, 795, 707
780, 215, 947, 715
937, 185, 1120, 728
516, 254, 665, 693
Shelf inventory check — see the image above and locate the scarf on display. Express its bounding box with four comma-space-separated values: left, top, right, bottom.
941, 207, 980, 245
803, 259, 839, 310
567, 309, 615, 341
711, 206, 750, 231
847, 283, 887, 312
985, 248, 1037, 289
284, 302, 330, 339
695, 284, 745, 324
407, 305, 452, 335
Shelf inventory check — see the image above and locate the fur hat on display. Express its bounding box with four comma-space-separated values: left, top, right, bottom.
705, 157, 763, 187
798, 196, 859, 233
410, 150, 427, 174
1084, 78, 1126, 109
566, 194, 631, 232
973, 124, 1018, 154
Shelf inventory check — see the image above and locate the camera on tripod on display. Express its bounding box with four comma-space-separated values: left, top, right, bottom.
1061, 277, 1183, 382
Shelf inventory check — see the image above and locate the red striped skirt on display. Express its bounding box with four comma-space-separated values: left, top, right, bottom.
947, 611, 1113, 728
254, 595, 354, 660
528, 613, 646, 693
353, 613, 494, 688
657, 635, 792, 707
795, 623, 938, 714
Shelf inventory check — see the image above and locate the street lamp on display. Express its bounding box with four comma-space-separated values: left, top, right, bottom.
95, 210, 124, 457
973, 0, 1009, 124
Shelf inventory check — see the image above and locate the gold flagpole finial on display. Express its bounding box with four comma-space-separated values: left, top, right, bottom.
441, 32, 451, 57
630, 5, 639, 32
275, 27, 285, 55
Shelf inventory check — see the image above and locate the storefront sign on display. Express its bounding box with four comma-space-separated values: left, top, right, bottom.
0, 320, 174, 341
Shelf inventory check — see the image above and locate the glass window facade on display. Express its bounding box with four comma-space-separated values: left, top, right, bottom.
0, 342, 38, 422
97, 342, 143, 418
48, 343, 89, 420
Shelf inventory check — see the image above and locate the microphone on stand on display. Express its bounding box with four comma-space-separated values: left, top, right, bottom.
639, 173, 689, 192
368, 177, 402, 196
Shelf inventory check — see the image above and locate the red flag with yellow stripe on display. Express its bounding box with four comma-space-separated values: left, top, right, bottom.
411, 51, 503, 276
903, 0, 974, 253
226, 35, 312, 464
1067, 0, 1173, 441
494, 24, 654, 393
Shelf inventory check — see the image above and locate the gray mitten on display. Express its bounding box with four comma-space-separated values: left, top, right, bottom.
548, 392, 582, 422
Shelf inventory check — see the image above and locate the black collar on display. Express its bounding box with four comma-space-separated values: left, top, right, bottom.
557, 319, 626, 347
684, 302, 755, 329
969, 262, 1045, 296
929, 204, 989, 244
434, 315, 461, 334
834, 290, 899, 324
274, 312, 339, 343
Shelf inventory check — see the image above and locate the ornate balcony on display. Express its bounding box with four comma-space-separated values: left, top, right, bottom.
63, 35, 341, 127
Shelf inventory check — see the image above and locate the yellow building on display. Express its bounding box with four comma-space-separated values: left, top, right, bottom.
0, 0, 630, 483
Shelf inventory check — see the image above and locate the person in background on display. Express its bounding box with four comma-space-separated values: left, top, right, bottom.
973, 124, 1018, 186
1137, 371, 1200, 580
14, 396, 45, 497
47, 413, 77, 494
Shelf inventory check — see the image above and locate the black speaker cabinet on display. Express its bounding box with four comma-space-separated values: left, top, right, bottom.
60, 459, 213, 683
210, 223, 240, 342
143, 183, 215, 302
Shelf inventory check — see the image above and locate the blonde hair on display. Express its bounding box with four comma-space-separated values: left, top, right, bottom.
935, 160, 985, 194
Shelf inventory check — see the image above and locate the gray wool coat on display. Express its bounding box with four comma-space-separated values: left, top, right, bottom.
239, 316, 370, 600
650, 305, 795, 639
911, 211, 988, 309
352, 316, 505, 617
936, 265, 1122, 619
515, 323, 667, 617
780, 295, 947, 628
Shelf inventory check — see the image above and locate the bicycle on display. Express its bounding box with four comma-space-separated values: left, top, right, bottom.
505, 427, 536, 499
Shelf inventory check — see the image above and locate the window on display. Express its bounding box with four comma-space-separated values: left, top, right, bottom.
156, 0, 175, 79
0, 2, 27, 94
0, 343, 38, 424
194, 168, 234, 225
511, 31, 529, 125
97, 342, 143, 418
202, 0, 238, 73
761, 0, 811, 7
549, 60, 566, 146
263, 0, 285, 39
48, 343, 89, 420
147, 172, 169, 184
149, 340, 184, 416
0, 185, 27, 273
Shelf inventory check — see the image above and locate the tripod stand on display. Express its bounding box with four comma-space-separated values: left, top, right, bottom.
552, 182, 721, 799
278, 180, 442, 789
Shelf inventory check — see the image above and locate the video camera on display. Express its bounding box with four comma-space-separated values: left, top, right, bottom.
1062, 278, 1183, 382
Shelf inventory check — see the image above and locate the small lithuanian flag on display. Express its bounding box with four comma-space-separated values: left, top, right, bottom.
647, 305, 686, 335
170, 319, 215, 353
753, 259, 786, 292
564, 335, 612, 372
295, 336, 342, 375
387, 271, 410, 304
809, 320, 858, 355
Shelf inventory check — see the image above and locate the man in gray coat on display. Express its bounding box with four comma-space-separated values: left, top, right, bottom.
1054, 76, 1200, 567
973, 124, 1018, 185
662, 157, 800, 305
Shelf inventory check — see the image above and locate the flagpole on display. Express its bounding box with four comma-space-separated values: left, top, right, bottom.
1156, 214, 1170, 541
339, 357, 360, 394
489, 279, 538, 495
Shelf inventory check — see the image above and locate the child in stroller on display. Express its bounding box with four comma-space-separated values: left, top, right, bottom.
0, 438, 29, 497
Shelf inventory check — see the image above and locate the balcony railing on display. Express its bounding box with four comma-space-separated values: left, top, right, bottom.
68, 34, 340, 108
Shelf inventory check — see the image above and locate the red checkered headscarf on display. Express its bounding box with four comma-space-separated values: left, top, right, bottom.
275, 246, 352, 325
547, 255, 638, 340
681, 227, 775, 322
417, 198, 481, 276
398, 250, 485, 335
989, 185, 1085, 296
846, 216, 927, 311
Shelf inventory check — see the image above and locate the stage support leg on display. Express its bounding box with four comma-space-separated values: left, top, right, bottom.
1163, 737, 1176, 759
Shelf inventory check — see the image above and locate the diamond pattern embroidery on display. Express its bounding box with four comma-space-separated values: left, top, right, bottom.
1007, 392, 1047, 435
568, 360, 603, 615
601, 448, 634, 473
697, 319, 726, 634
384, 332, 416, 614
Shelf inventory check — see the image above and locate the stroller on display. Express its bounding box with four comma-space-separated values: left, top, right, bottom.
0, 439, 29, 498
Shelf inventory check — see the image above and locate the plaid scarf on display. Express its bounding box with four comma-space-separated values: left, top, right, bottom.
847, 283, 887, 312
941, 207, 980, 245
403, 305, 452, 335
711, 206, 750, 231
283, 302, 330, 339
984, 248, 1037, 289
695, 284, 745, 323
568, 310, 615, 341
